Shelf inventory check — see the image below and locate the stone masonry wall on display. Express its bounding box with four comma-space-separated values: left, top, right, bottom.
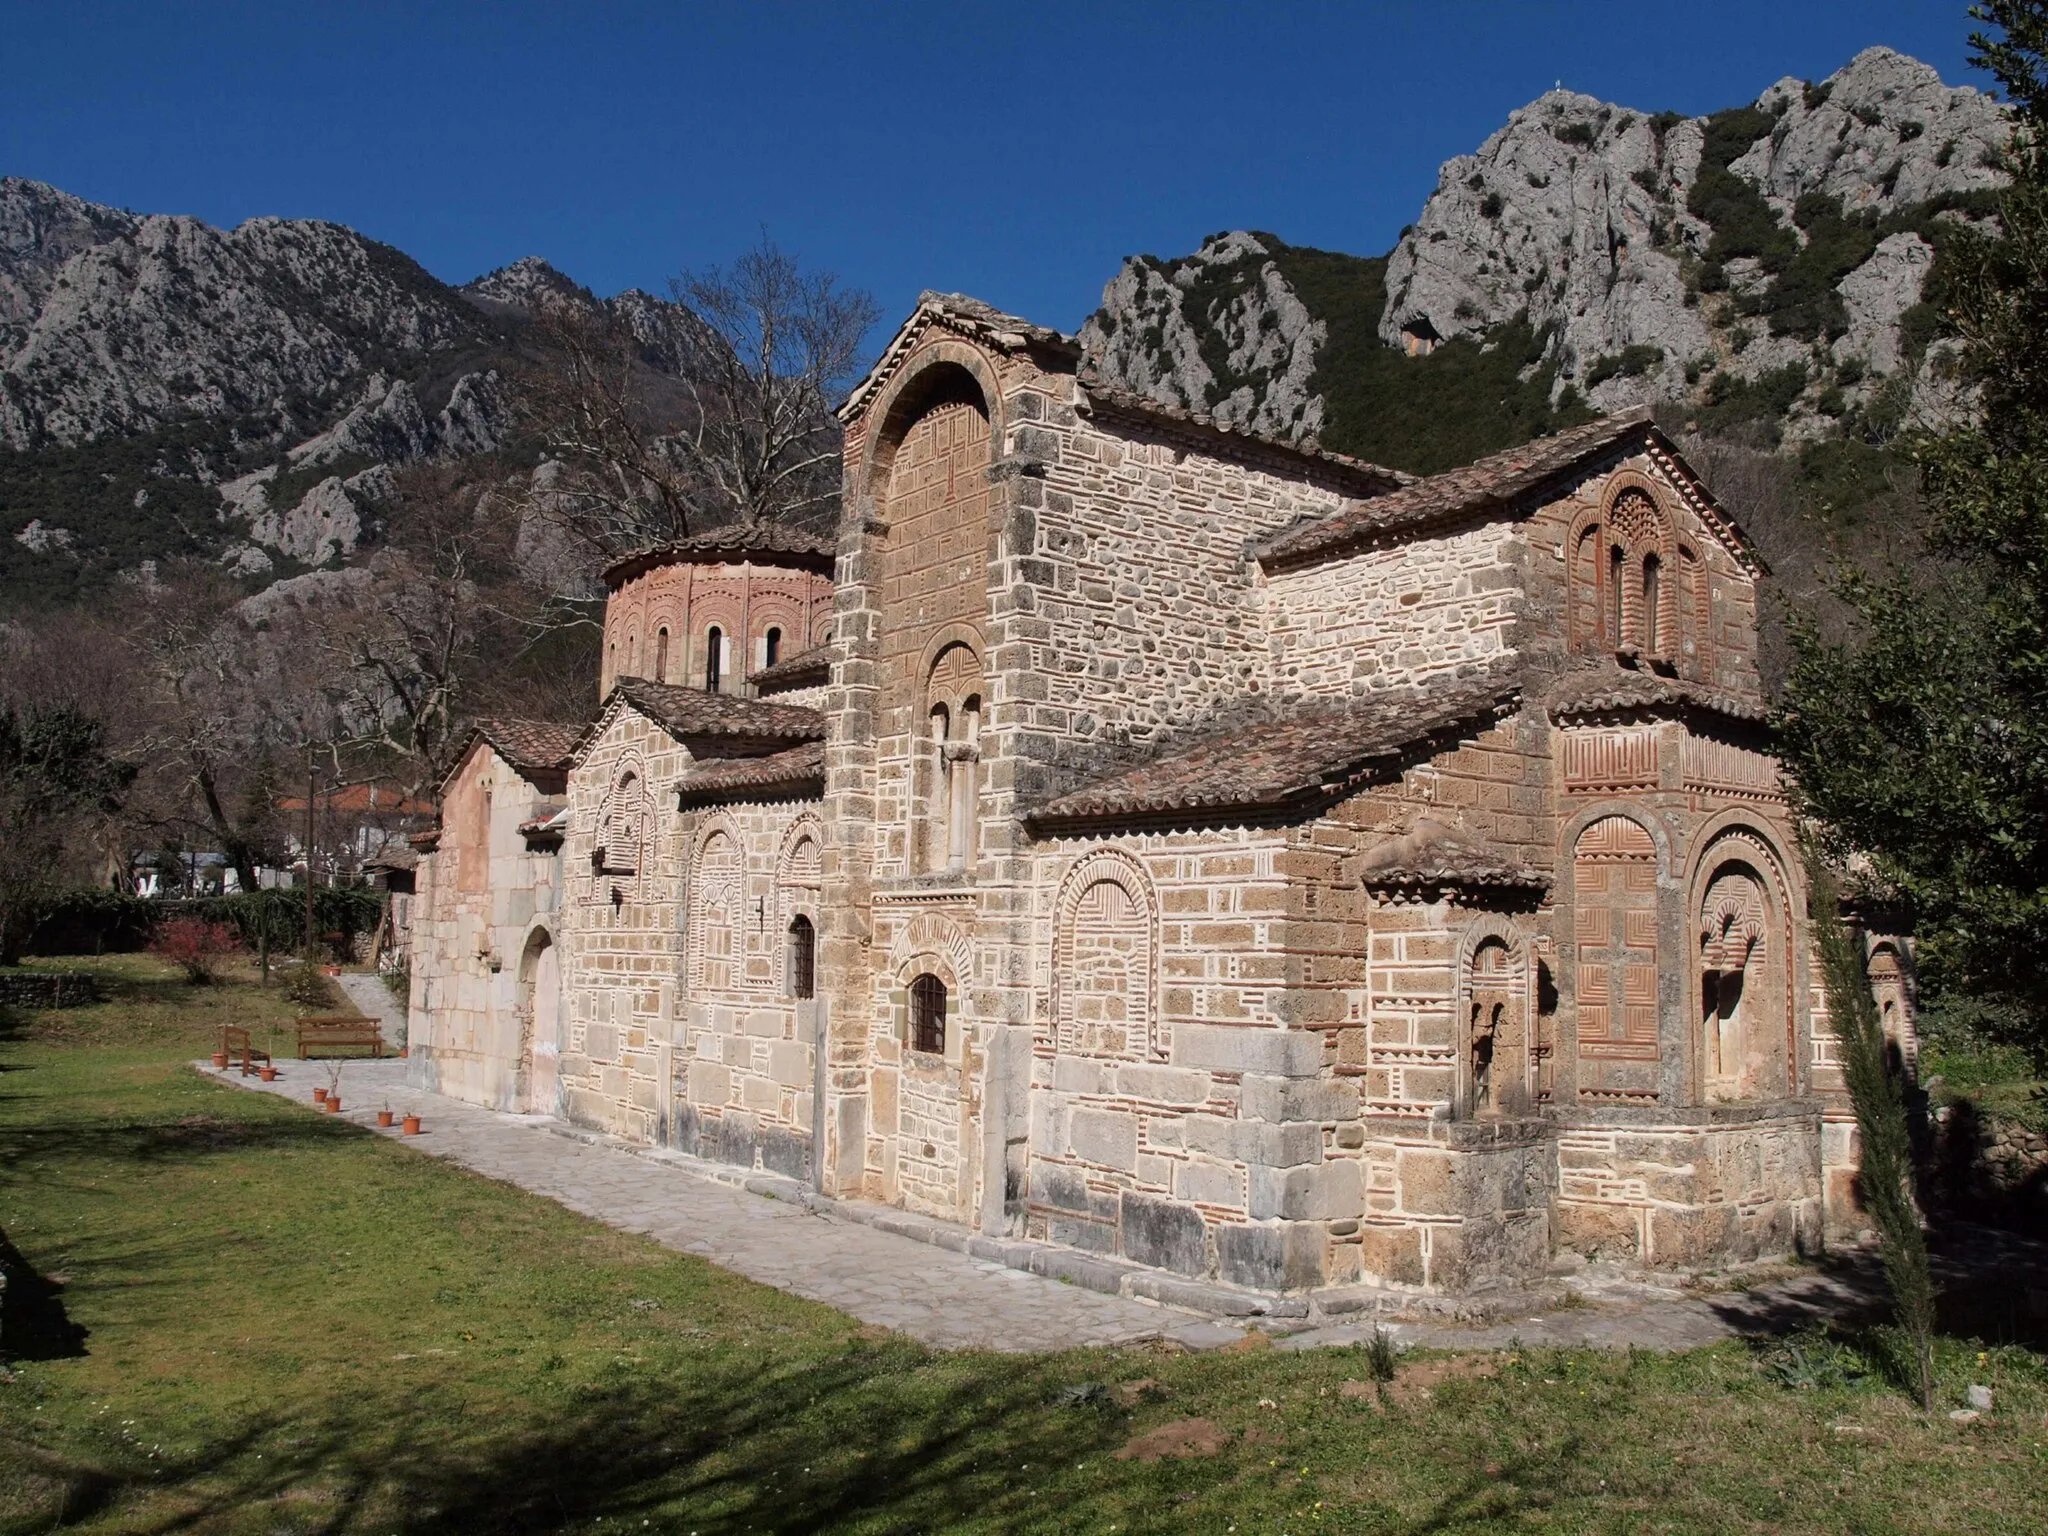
557, 706, 694, 1141
407, 742, 564, 1112
671, 797, 826, 1178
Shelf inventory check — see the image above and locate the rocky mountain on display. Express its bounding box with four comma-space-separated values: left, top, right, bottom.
1083, 48, 2010, 470
0, 180, 707, 608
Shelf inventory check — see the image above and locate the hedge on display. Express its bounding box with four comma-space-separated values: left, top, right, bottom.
24, 887, 385, 959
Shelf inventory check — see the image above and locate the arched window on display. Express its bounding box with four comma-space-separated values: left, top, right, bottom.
764, 626, 782, 668
705, 627, 724, 693
1607, 544, 1626, 648
909, 974, 947, 1054
1641, 555, 1662, 657
1700, 864, 1775, 1099
654, 627, 670, 684
787, 914, 816, 1000
1467, 936, 1526, 1116
595, 772, 644, 877
922, 642, 984, 873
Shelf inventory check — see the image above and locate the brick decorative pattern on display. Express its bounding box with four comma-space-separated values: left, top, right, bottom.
406, 298, 1917, 1297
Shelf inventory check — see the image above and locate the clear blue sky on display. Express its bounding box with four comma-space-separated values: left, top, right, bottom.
0, 1, 1992, 339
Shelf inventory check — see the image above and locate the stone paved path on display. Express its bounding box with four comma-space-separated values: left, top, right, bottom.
201, 1057, 1895, 1357
206, 1057, 1244, 1353
335, 972, 405, 1045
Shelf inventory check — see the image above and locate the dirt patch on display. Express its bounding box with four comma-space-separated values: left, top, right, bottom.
1388, 1353, 1501, 1407
1115, 1417, 1232, 1461
1217, 1330, 1273, 1354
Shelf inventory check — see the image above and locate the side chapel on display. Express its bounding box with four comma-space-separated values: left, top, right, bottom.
405, 293, 1913, 1298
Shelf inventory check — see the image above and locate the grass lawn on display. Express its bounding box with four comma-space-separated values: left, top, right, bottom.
1, 955, 2044, 1535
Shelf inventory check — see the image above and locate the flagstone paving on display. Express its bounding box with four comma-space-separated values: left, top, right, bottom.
204, 1056, 1895, 1357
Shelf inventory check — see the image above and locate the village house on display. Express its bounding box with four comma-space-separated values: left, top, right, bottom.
405, 293, 1913, 1301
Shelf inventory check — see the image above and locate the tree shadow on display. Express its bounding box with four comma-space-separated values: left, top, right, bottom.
0, 1224, 88, 1363
10, 1343, 1152, 1534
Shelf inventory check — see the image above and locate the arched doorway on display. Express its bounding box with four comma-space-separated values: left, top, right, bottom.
522, 932, 561, 1115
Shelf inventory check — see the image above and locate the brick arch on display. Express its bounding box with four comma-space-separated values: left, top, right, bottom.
594, 757, 649, 883
1568, 811, 1664, 1101
1685, 821, 1797, 1102
1457, 919, 1534, 1117
861, 345, 1003, 499
1050, 847, 1162, 1062
686, 814, 746, 994
1569, 470, 1683, 661
887, 911, 974, 1061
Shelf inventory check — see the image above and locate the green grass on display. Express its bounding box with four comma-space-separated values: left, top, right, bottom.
2, 956, 2046, 1534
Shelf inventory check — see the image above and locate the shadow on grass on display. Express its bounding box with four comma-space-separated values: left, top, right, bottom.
0, 1224, 88, 1363
17, 1345, 1151, 1535
0, 1112, 346, 1176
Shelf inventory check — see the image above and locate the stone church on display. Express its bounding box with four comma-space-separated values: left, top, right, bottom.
405, 292, 1913, 1301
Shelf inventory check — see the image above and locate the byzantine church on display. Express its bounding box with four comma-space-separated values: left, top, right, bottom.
405, 292, 1913, 1301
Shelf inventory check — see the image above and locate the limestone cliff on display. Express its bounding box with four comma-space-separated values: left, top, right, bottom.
1085, 48, 2010, 458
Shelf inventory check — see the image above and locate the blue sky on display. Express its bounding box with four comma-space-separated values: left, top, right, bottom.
1, 2, 1991, 337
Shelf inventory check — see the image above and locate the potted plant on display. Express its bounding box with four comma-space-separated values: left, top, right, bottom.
313, 1085, 328, 1104
401, 1112, 422, 1136
322, 1060, 344, 1113
258, 1064, 278, 1082
376, 1104, 394, 1129
211, 1048, 230, 1071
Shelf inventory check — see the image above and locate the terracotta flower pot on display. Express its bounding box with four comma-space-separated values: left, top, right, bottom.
313, 1086, 328, 1104
322, 965, 341, 977
401, 1114, 422, 1136
258, 1066, 277, 1082
323, 1096, 341, 1114
376, 1110, 394, 1128
211, 1051, 230, 1071
400, 1045, 410, 1059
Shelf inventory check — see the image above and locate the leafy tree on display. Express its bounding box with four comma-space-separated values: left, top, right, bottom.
1779, 2, 2048, 1055
0, 704, 135, 963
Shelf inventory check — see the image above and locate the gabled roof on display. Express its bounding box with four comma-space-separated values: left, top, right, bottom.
1249, 408, 1765, 575
676, 741, 826, 806
602, 520, 838, 587
1075, 372, 1411, 500
1027, 673, 1522, 832
472, 719, 588, 774
609, 676, 824, 739
1544, 663, 1767, 725
750, 643, 831, 693
1355, 817, 1550, 892
839, 291, 1081, 423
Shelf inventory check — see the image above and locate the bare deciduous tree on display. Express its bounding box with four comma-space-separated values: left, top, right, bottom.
515, 236, 878, 560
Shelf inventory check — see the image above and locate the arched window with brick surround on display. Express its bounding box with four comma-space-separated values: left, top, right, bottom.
1572, 484, 1679, 664
705, 626, 724, 693
909, 973, 947, 1054
655, 627, 670, 684
922, 641, 984, 873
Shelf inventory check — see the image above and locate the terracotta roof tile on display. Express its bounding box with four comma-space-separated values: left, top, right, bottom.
1029, 674, 1521, 830
1077, 373, 1411, 499
1543, 663, 1766, 724
749, 643, 831, 691
1355, 817, 1550, 891
610, 677, 825, 742
676, 741, 826, 805
602, 520, 837, 586
472, 718, 588, 774
1251, 408, 1655, 569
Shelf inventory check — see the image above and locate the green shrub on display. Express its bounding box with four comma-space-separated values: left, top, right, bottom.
26, 890, 157, 955
1552, 121, 1598, 149
1584, 344, 1664, 387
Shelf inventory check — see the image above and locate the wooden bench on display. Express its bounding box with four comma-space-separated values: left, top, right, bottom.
221, 1026, 273, 1075
296, 1016, 385, 1059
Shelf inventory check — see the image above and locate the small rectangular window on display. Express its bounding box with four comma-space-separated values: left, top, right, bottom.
909, 974, 946, 1054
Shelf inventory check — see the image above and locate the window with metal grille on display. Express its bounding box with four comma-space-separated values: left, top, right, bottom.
909, 974, 946, 1054
788, 914, 815, 1000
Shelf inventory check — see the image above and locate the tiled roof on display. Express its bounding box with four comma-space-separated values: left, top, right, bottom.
518, 806, 568, 845
472, 718, 588, 774
1355, 817, 1550, 891
749, 643, 831, 692
676, 741, 826, 805
839, 291, 1082, 421
1028, 675, 1521, 830
1076, 373, 1411, 500
610, 676, 825, 742
1251, 408, 1656, 569
602, 520, 838, 586
1544, 664, 1767, 724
